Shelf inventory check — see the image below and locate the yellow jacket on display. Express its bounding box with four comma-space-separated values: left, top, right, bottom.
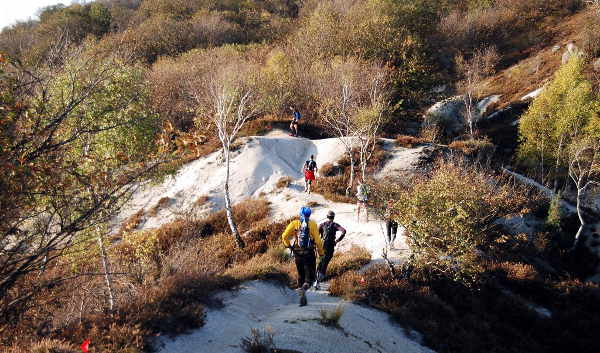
281, 219, 324, 256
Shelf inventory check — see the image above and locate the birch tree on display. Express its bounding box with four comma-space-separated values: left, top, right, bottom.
518, 55, 597, 188
356, 68, 391, 181
190, 60, 258, 249
0, 47, 160, 313
567, 138, 600, 249
315, 57, 390, 194
456, 46, 499, 139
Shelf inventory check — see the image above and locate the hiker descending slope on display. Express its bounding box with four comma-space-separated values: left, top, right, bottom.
289, 106, 301, 137
281, 206, 324, 306
317, 210, 346, 282
385, 200, 399, 249
356, 180, 369, 222
302, 155, 318, 194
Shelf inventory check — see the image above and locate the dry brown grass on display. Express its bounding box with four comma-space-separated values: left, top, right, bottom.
328, 270, 365, 301
312, 175, 355, 203
319, 162, 342, 177
326, 246, 371, 278
117, 208, 145, 235
148, 197, 172, 217
396, 135, 427, 148
492, 261, 539, 281
6, 339, 78, 353
194, 195, 210, 207
276, 176, 293, 189
448, 138, 496, 159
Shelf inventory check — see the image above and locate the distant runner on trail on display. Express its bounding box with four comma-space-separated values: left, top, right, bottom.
302, 155, 318, 194
289, 106, 301, 137
317, 210, 346, 282
281, 207, 324, 306
385, 200, 398, 249
356, 180, 369, 223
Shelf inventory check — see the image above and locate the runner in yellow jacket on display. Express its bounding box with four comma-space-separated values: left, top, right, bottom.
281, 207, 324, 306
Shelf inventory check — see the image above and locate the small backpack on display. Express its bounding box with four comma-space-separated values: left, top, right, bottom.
297, 220, 313, 249
321, 221, 337, 244
305, 160, 317, 172
294, 111, 301, 120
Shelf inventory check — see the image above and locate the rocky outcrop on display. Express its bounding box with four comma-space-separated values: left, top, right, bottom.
423, 95, 501, 136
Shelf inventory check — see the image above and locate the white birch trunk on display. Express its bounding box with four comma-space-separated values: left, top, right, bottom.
97, 234, 114, 312
223, 143, 245, 249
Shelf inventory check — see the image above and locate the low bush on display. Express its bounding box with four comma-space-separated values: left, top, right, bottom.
319, 304, 345, 327
325, 246, 371, 279
391, 160, 535, 283
312, 175, 355, 203
241, 327, 276, 353
396, 135, 427, 148
448, 138, 496, 160
328, 271, 366, 301
319, 162, 342, 177
276, 176, 293, 189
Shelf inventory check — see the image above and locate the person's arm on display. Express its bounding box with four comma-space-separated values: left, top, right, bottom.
318, 222, 324, 237
281, 220, 298, 248
335, 223, 347, 243
310, 221, 324, 257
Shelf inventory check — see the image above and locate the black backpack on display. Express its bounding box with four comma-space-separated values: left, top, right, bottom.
297, 220, 313, 250
305, 160, 317, 172
321, 221, 337, 244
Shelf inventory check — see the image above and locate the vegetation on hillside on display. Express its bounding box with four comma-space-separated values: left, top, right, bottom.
2, 0, 600, 352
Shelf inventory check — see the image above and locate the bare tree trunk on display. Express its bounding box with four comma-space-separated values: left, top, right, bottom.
466, 91, 474, 139
223, 145, 245, 249
572, 184, 586, 250
361, 154, 367, 182
97, 234, 114, 312
347, 153, 355, 196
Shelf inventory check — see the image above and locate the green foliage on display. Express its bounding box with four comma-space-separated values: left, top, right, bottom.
518, 56, 599, 175
46, 54, 159, 168
392, 162, 529, 283
546, 193, 563, 231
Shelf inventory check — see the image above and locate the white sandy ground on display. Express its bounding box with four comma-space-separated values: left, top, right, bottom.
115, 133, 432, 353
157, 281, 434, 353
113, 135, 424, 234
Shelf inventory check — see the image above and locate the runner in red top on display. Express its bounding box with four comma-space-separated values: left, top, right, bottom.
302, 155, 318, 194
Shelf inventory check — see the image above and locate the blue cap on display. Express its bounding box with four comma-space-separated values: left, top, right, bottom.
300, 206, 311, 218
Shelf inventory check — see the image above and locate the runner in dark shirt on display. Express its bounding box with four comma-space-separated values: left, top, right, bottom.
317, 210, 347, 281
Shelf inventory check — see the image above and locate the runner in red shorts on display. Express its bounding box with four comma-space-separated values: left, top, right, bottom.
302, 155, 318, 194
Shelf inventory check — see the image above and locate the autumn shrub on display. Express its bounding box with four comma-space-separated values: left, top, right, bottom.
448, 138, 496, 160
312, 175, 355, 203
325, 246, 371, 279
393, 160, 533, 283
276, 176, 293, 189
6, 339, 78, 353
395, 135, 427, 148
319, 162, 341, 177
